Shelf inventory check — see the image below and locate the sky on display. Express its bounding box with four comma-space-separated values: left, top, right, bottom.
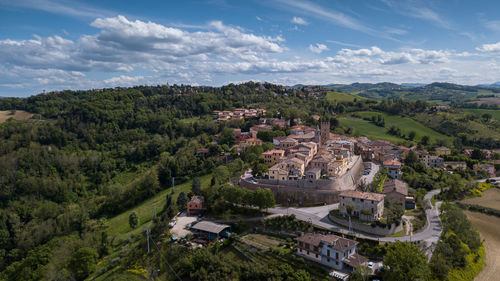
1, 0, 500, 97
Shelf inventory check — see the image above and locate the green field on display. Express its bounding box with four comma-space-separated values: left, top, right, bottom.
107, 174, 211, 236
326, 91, 367, 103
340, 111, 452, 144
463, 108, 500, 121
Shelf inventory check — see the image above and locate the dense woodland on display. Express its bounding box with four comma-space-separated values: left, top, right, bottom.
0, 82, 497, 280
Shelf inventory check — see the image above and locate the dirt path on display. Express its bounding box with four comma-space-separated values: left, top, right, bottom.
465, 211, 500, 281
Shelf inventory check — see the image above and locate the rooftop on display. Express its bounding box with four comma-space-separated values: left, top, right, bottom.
296, 233, 358, 252
191, 221, 230, 234
383, 179, 408, 196
339, 190, 385, 202
383, 159, 402, 167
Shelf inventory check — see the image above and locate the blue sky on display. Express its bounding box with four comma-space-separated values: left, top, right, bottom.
1, 0, 500, 97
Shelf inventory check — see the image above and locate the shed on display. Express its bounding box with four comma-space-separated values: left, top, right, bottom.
191, 221, 231, 241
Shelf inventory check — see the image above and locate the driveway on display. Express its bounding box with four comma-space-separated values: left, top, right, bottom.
359, 162, 379, 186
170, 212, 197, 238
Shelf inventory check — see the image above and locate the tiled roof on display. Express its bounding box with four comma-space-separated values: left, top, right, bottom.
383, 159, 402, 167
339, 190, 385, 201
296, 233, 358, 251
191, 221, 230, 234
343, 253, 368, 268
383, 179, 408, 196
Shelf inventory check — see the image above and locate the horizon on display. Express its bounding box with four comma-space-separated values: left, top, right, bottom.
2, 0, 500, 97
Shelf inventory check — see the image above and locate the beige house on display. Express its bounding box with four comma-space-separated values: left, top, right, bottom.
444, 161, 467, 170
339, 190, 385, 222
435, 146, 451, 156
310, 155, 333, 174
273, 136, 299, 150
268, 164, 288, 180
383, 159, 402, 179
383, 179, 408, 207
261, 149, 285, 165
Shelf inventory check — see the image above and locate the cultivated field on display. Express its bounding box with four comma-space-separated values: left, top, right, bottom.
0, 110, 33, 123
464, 108, 500, 121
468, 97, 500, 105
240, 233, 282, 250
464, 211, 500, 281
462, 188, 500, 210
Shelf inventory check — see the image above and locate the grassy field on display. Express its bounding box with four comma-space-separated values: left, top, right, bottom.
326, 91, 367, 103
461, 188, 500, 210
354, 111, 452, 143
107, 174, 211, 236
240, 233, 282, 250
339, 117, 405, 143
0, 110, 33, 123
463, 108, 500, 121
339, 111, 451, 144
464, 211, 500, 281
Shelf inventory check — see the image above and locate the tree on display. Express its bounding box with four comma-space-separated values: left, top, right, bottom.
482, 113, 492, 122
408, 131, 416, 140
191, 177, 201, 195
349, 265, 371, 281
346, 204, 355, 216
213, 166, 230, 185
129, 212, 139, 229
421, 135, 430, 146
383, 241, 430, 281
177, 191, 189, 210
219, 127, 235, 146
404, 150, 419, 167
69, 247, 98, 281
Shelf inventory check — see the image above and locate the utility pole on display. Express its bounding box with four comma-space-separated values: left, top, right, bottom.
171, 177, 175, 192
146, 229, 150, 254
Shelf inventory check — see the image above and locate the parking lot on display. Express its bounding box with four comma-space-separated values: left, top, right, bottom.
360, 162, 379, 185
170, 212, 198, 238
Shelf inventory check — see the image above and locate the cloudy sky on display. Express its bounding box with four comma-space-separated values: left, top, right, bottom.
1, 0, 500, 97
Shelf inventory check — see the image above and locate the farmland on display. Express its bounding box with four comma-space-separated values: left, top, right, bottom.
461, 188, 500, 210
464, 211, 500, 281
326, 91, 367, 103
339, 111, 451, 144
0, 110, 33, 123
463, 108, 500, 121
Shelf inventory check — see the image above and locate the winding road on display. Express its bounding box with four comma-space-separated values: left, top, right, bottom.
268, 189, 443, 255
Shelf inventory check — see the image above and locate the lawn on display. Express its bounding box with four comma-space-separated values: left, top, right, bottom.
107, 174, 211, 236
353, 111, 452, 143
326, 91, 367, 103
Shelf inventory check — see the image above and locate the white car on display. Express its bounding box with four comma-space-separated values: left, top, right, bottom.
368, 261, 374, 269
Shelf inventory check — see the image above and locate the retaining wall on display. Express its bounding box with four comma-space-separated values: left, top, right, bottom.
328, 213, 403, 236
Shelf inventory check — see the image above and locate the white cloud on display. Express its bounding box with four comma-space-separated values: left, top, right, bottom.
309, 43, 329, 54
256, 16, 262, 21
477, 42, 500, 52
291, 16, 308, 25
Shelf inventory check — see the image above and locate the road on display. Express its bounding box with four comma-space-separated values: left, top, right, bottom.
268, 189, 443, 253
359, 162, 379, 186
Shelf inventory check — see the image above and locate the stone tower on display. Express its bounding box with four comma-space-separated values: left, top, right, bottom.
320, 121, 330, 145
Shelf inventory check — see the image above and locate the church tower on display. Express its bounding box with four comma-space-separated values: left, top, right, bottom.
320, 121, 330, 145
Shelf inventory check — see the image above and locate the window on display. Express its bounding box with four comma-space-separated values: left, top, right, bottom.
336, 253, 339, 259
336, 261, 339, 265
307, 251, 309, 255
360, 199, 364, 202
327, 250, 330, 256
327, 258, 330, 262
315, 254, 318, 258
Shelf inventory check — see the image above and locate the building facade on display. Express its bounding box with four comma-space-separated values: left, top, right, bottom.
339, 190, 385, 221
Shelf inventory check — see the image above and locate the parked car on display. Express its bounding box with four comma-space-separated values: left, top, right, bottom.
368, 261, 374, 269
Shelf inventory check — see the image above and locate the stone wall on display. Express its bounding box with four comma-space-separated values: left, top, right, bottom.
328, 213, 403, 236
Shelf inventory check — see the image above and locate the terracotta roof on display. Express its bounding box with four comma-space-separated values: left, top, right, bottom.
296, 233, 358, 251
436, 146, 451, 151
262, 149, 285, 155
343, 253, 368, 268
339, 190, 385, 202
383, 179, 408, 196
246, 138, 262, 142
383, 159, 402, 167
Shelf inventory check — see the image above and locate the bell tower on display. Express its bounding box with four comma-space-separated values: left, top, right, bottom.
320, 121, 330, 145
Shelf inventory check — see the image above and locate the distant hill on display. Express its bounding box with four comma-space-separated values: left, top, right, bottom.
292, 82, 500, 104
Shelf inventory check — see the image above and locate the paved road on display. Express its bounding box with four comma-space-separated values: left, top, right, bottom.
269, 189, 443, 247
359, 162, 379, 186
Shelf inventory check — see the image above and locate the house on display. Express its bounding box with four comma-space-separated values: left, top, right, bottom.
474, 163, 496, 178
296, 233, 367, 271
249, 124, 272, 138
261, 149, 285, 165
187, 195, 206, 215
243, 138, 263, 146
383, 179, 411, 208
427, 155, 444, 168
305, 168, 322, 180
383, 159, 402, 179
191, 221, 231, 241
310, 155, 333, 174
444, 161, 467, 170
196, 148, 210, 156
273, 136, 299, 150
339, 190, 385, 222
269, 164, 289, 180
435, 146, 451, 156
